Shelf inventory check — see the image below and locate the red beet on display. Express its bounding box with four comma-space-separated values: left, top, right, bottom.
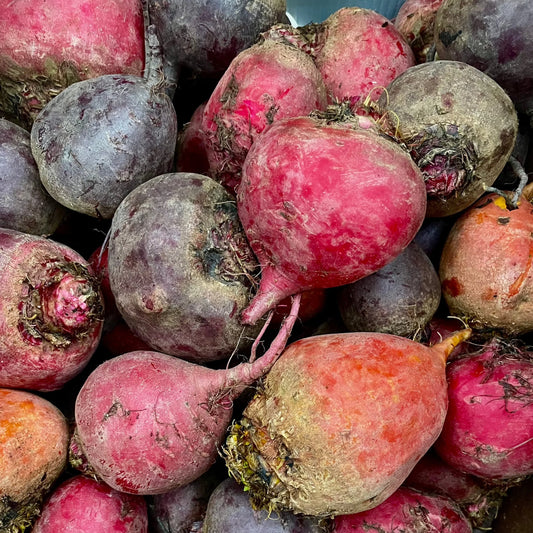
0, 228, 104, 391
394, 0, 444, 63
237, 114, 427, 325
434, 337, 533, 481
312, 7, 416, 106
72, 294, 300, 495
200, 38, 327, 193
32, 475, 148, 532
0, 0, 145, 128
404, 450, 505, 529
332, 486, 472, 532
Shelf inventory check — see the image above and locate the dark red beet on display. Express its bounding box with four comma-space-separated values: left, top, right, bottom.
108, 172, 262, 363
434, 0, 533, 123
336, 241, 441, 338
0, 118, 66, 236
147, 0, 288, 88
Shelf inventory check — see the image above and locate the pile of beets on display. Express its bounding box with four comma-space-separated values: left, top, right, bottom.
1, 0, 533, 532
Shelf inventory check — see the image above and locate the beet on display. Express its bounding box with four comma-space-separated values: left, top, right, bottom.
394, 0, 444, 63
200, 38, 327, 193
0, 388, 69, 532
439, 193, 533, 336
0, 228, 104, 391
147, 0, 288, 88
404, 450, 505, 529
202, 478, 322, 532
332, 486, 472, 532
312, 7, 416, 106
376, 60, 518, 217
336, 241, 441, 338
148, 469, 222, 533
30, 28, 177, 219
0, 0, 145, 129
434, 337, 533, 481
72, 297, 300, 495
0, 118, 66, 235
223, 329, 471, 516
108, 172, 261, 363
434, 0, 533, 123
32, 475, 148, 532
237, 114, 427, 325
491, 476, 533, 533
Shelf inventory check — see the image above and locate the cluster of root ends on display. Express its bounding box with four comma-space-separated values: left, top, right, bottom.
18, 261, 103, 347
406, 123, 477, 199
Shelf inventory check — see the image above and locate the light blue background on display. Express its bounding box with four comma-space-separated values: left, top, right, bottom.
285, 1, 407, 26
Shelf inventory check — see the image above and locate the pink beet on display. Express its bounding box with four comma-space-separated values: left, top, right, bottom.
237, 114, 427, 325
332, 486, 472, 532
200, 38, 327, 193
32, 475, 148, 532
0, 0, 145, 128
313, 8, 416, 106
434, 337, 533, 481
0, 228, 104, 391
73, 294, 300, 495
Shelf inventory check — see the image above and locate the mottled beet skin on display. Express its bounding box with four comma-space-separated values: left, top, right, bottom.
237, 115, 427, 325
312, 7, 415, 106
32, 475, 148, 533
0, 229, 104, 391
377, 60, 518, 217
201, 38, 327, 193
31, 73, 178, 219
0, 0, 145, 128
435, 338, 533, 480
108, 172, 261, 363
224, 329, 471, 516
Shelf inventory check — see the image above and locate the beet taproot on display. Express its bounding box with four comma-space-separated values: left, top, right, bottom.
223, 328, 471, 516
0, 388, 69, 532
377, 60, 518, 217
32, 475, 148, 532
237, 114, 427, 325
0, 228, 104, 391
336, 241, 441, 338
30, 27, 177, 219
332, 486, 472, 532
434, 337, 533, 481
72, 296, 300, 495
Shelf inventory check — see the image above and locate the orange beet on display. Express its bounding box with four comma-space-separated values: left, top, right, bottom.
0, 388, 69, 531
440, 193, 533, 335
224, 328, 471, 517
